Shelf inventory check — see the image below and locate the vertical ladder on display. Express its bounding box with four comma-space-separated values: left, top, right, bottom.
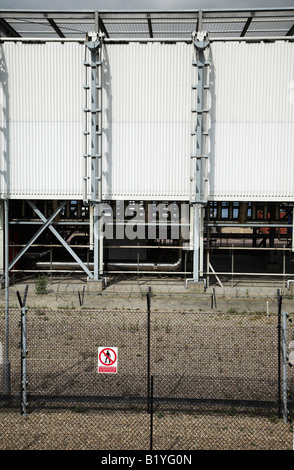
190, 30, 210, 283
84, 32, 103, 203
191, 31, 210, 204
84, 30, 104, 281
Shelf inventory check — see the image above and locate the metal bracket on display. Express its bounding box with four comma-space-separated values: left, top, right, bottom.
193, 31, 210, 51
85, 31, 102, 50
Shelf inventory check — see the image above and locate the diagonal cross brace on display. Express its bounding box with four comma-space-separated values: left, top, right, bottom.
9, 201, 67, 271
27, 201, 94, 279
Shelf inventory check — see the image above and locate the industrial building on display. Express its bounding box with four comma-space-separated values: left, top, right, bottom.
0, 8, 294, 291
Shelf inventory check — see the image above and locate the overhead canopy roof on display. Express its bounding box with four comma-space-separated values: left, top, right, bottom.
0, 8, 294, 40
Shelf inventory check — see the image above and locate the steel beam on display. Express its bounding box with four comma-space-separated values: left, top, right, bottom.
0, 18, 20, 37
47, 18, 65, 38
286, 23, 294, 36
240, 16, 253, 37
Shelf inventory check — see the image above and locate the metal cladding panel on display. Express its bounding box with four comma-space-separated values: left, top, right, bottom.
0, 41, 85, 199
1, 41, 193, 201
101, 42, 192, 200
1, 40, 294, 202
208, 41, 294, 201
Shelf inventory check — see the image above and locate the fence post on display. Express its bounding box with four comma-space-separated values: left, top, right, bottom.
147, 286, 151, 413
281, 311, 289, 424
211, 287, 217, 309
150, 375, 154, 451
277, 290, 282, 418
17, 285, 29, 417
3, 199, 10, 396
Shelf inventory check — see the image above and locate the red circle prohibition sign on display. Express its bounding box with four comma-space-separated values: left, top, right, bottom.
99, 348, 117, 366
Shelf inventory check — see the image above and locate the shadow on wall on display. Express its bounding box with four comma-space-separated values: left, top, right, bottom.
207, 45, 215, 199
0, 44, 10, 197
102, 42, 112, 198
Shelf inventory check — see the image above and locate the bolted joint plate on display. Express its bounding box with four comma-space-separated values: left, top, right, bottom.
193, 31, 210, 50
86, 31, 104, 50
85, 40, 101, 50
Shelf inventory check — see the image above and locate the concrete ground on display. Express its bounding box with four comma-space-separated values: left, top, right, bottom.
1, 273, 293, 314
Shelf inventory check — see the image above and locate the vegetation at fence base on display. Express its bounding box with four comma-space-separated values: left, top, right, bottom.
72, 406, 88, 413
34, 275, 48, 294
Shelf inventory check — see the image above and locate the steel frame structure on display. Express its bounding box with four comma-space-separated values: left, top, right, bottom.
1, 6, 294, 399
0, 8, 294, 41
0, 8, 294, 283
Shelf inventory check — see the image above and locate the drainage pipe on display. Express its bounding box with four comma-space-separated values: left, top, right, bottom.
37, 252, 183, 272
106, 251, 182, 272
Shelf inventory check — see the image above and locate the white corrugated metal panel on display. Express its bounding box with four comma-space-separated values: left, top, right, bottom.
0, 41, 85, 199
1, 41, 194, 201
208, 41, 294, 201
1, 40, 294, 201
101, 42, 193, 200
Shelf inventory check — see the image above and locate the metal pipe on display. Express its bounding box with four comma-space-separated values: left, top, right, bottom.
36, 251, 183, 272
205, 271, 291, 277
206, 223, 291, 227
193, 205, 200, 282
93, 203, 99, 280
208, 247, 291, 251
106, 251, 182, 272
37, 251, 182, 272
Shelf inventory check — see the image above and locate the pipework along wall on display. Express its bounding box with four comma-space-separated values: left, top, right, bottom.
0, 40, 293, 202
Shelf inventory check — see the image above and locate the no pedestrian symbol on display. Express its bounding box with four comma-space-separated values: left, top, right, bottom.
98, 347, 118, 373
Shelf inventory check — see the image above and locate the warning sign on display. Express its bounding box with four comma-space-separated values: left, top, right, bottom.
98, 347, 118, 373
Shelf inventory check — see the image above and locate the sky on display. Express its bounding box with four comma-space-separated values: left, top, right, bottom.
0, 0, 293, 10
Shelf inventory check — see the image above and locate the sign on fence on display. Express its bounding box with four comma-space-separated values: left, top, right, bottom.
98, 347, 118, 373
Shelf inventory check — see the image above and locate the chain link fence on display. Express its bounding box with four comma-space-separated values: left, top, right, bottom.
0, 290, 293, 450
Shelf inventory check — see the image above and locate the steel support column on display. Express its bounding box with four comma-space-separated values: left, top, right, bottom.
193, 204, 200, 282
93, 203, 99, 280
